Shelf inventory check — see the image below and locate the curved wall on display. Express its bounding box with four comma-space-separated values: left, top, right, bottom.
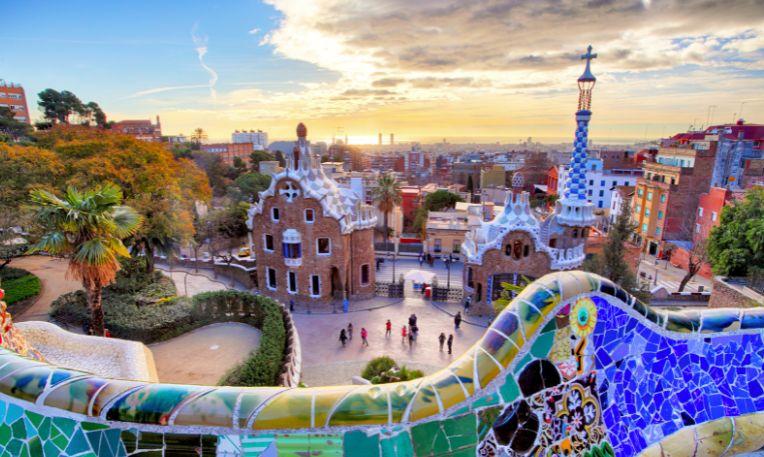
0, 271, 763, 456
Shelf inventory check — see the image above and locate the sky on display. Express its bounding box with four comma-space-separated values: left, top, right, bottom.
3, 0, 764, 144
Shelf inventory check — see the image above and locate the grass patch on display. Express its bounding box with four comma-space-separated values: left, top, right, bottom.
0, 267, 41, 306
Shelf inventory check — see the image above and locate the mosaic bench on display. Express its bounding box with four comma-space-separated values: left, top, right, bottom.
0, 270, 763, 456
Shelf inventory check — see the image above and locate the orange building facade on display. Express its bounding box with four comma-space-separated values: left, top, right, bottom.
0, 82, 31, 124
201, 142, 253, 166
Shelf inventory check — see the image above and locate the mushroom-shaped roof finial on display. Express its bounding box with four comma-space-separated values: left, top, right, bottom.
296, 122, 307, 138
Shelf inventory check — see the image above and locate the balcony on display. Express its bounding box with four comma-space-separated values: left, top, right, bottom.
549, 244, 586, 270
285, 258, 302, 267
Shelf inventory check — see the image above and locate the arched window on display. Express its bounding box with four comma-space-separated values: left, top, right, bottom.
572, 228, 578, 238
512, 240, 522, 259
505, 244, 512, 256
523, 244, 530, 257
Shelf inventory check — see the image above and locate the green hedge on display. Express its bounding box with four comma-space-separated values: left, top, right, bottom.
0, 267, 41, 306
50, 289, 288, 386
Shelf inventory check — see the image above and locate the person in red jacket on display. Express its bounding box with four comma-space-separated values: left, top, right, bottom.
360, 327, 369, 347
385, 319, 392, 337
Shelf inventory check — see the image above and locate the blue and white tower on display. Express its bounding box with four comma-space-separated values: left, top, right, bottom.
555, 45, 598, 226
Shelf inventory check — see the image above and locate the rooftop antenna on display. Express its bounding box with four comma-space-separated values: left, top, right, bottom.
739, 101, 748, 120
705, 105, 717, 129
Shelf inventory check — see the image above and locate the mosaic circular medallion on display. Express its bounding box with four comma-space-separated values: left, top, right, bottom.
570, 297, 597, 337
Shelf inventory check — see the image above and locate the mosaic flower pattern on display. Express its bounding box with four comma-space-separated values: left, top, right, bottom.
1, 270, 763, 456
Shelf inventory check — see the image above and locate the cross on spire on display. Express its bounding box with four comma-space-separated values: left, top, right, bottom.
581, 45, 597, 64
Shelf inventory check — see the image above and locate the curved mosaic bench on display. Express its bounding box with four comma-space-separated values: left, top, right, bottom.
0, 271, 763, 456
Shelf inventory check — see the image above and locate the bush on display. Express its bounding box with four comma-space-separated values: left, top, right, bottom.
0, 267, 32, 281
362, 356, 424, 384
1, 271, 41, 305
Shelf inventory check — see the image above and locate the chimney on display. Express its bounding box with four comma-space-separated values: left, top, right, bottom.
390, 133, 394, 145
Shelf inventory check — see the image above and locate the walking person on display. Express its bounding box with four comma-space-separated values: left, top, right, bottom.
411, 324, 418, 342
419, 253, 424, 267
438, 332, 446, 352
385, 319, 392, 337
339, 329, 348, 347
464, 295, 471, 312
408, 328, 414, 347
347, 323, 353, 340
360, 327, 369, 347
447, 334, 453, 354
454, 312, 462, 330
401, 325, 408, 344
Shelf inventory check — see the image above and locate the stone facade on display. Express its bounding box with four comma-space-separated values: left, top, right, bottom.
708, 277, 763, 308
249, 124, 377, 304
465, 230, 552, 305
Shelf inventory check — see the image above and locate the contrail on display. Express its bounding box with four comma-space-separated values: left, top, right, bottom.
191, 22, 218, 98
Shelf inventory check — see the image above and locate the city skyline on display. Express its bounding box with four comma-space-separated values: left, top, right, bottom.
4, 0, 764, 143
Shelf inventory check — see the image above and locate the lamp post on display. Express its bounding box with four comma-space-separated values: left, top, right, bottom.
445, 256, 452, 290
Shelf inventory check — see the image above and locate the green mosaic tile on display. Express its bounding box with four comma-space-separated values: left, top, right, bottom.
52, 416, 76, 438
530, 330, 555, 359
411, 414, 477, 456
476, 406, 501, 441
43, 440, 60, 457
470, 392, 501, 409
380, 431, 414, 457
37, 416, 51, 441
441, 414, 477, 451
10, 419, 26, 440
498, 376, 520, 403
81, 421, 110, 431
344, 430, 380, 457
0, 424, 10, 445
540, 318, 557, 334
4, 438, 22, 457
411, 421, 448, 456
27, 436, 43, 457
64, 428, 91, 455
24, 410, 43, 429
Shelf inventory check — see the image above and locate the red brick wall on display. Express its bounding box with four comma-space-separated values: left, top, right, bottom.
465, 230, 552, 314
252, 177, 376, 303
668, 246, 713, 279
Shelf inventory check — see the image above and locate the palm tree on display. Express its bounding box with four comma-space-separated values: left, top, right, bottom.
371, 173, 402, 252
28, 184, 142, 335
190, 127, 207, 145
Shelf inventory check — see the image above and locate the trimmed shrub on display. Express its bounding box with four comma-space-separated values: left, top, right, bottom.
50, 288, 288, 387
362, 356, 424, 384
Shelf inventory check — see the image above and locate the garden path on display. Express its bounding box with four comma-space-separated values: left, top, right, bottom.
149, 322, 261, 385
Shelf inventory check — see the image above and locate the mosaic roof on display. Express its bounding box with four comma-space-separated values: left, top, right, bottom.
247, 125, 376, 234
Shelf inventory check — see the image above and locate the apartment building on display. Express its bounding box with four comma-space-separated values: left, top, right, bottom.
0, 81, 31, 124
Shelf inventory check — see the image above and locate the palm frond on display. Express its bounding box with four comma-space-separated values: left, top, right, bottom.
111, 206, 143, 238
27, 231, 71, 255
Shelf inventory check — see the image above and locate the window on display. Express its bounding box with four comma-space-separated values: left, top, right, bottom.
600, 180, 605, 186
642, 223, 648, 233
612, 180, 617, 186
305, 209, 314, 223
264, 234, 274, 252
711, 211, 717, 222
695, 223, 701, 234
636, 204, 641, 214
572, 228, 578, 238
658, 211, 663, 219
434, 238, 442, 253
361, 264, 370, 285
271, 207, 280, 221
549, 238, 557, 248
599, 190, 604, 197
655, 227, 661, 235
647, 192, 653, 201
645, 209, 650, 217
467, 267, 474, 288
311, 275, 321, 296
452, 240, 461, 253
698, 207, 704, 217
317, 238, 331, 255
288, 271, 297, 293
587, 189, 593, 196
589, 180, 594, 186
638, 188, 644, 197
267, 267, 277, 290
598, 201, 603, 208
512, 240, 523, 259
283, 242, 301, 259
660, 194, 666, 203
522, 244, 530, 257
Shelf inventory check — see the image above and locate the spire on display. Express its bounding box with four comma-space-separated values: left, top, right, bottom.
554, 46, 598, 227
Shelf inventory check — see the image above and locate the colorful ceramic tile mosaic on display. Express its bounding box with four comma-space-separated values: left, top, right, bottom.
1, 271, 764, 456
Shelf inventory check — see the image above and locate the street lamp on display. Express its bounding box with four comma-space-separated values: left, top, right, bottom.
445, 256, 451, 290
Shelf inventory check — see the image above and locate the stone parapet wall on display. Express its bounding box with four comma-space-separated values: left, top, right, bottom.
709, 276, 764, 308
1, 271, 764, 455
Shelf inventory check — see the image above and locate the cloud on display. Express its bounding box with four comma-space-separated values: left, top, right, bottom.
191, 22, 219, 98
127, 84, 210, 98
248, 27, 260, 35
